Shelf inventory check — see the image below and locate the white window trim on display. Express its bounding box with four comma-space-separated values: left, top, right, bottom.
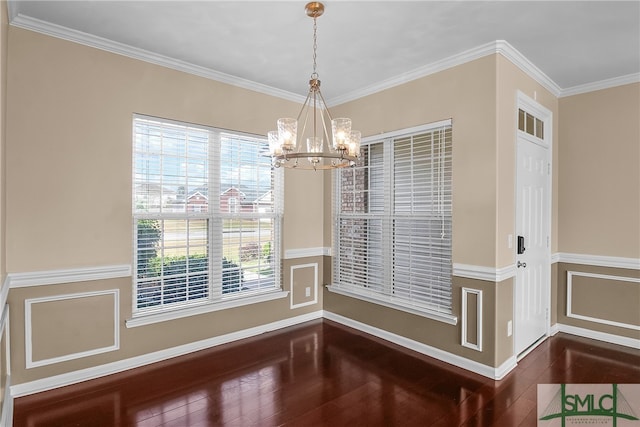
331, 119, 454, 324
131, 115, 284, 319
326, 284, 457, 325
126, 289, 288, 328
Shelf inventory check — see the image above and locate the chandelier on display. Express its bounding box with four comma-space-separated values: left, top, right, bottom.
268, 2, 360, 170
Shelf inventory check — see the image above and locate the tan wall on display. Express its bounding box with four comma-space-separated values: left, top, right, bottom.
282, 170, 324, 251
494, 278, 514, 366
558, 83, 640, 259
554, 83, 640, 338
5, 28, 325, 385
5, 28, 324, 273
332, 55, 498, 268
0, 1, 9, 420
0, 0, 5, 281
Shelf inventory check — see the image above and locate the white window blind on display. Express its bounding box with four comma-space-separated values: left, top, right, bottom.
333, 121, 452, 317
133, 115, 282, 312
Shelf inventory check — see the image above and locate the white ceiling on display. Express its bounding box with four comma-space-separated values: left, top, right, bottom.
8, 1, 640, 103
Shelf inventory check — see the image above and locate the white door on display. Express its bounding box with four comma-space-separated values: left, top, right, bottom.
515, 136, 550, 356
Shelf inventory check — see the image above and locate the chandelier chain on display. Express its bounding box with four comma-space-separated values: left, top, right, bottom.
312, 17, 318, 78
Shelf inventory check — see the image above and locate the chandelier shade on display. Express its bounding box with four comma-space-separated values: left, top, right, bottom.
268, 2, 360, 170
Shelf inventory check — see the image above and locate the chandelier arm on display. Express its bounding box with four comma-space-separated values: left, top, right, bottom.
316, 89, 333, 122
296, 89, 314, 122
319, 101, 331, 150
299, 100, 311, 146
312, 85, 318, 140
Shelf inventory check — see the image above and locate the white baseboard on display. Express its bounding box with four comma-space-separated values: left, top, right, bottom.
323, 311, 516, 380
10, 311, 323, 397
495, 356, 518, 380
554, 323, 640, 350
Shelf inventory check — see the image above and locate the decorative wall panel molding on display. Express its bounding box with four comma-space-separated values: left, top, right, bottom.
566, 271, 640, 331
25, 290, 120, 369
461, 288, 483, 351
290, 263, 318, 309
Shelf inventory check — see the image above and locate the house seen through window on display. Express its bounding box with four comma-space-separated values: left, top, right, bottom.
133, 116, 282, 312
333, 120, 453, 318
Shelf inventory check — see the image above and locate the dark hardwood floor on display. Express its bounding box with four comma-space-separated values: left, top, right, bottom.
13, 319, 640, 426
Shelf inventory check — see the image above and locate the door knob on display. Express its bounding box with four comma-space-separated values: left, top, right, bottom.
517, 261, 527, 268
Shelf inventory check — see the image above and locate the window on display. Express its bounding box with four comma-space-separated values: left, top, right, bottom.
228, 197, 238, 213
331, 120, 453, 321
133, 116, 282, 315
518, 108, 544, 139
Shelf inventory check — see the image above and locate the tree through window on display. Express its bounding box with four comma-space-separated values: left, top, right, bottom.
133, 116, 282, 312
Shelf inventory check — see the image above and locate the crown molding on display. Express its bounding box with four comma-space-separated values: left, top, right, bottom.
327, 40, 500, 106
9, 14, 307, 105
494, 40, 563, 97
559, 73, 640, 98
329, 40, 565, 105
10, 14, 635, 106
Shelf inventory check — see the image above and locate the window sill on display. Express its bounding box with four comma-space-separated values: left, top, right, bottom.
126, 289, 289, 328
326, 285, 458, 325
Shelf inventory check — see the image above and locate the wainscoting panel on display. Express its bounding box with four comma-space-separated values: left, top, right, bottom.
25, 290, 119, 369
290, 263, 318, 309
461, 287, 483, 351
567, 271, 640, 331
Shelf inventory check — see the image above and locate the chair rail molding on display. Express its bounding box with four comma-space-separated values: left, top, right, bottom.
8, 265, 132, 288
554, 253, 640, 270
453, 263, 517, 282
